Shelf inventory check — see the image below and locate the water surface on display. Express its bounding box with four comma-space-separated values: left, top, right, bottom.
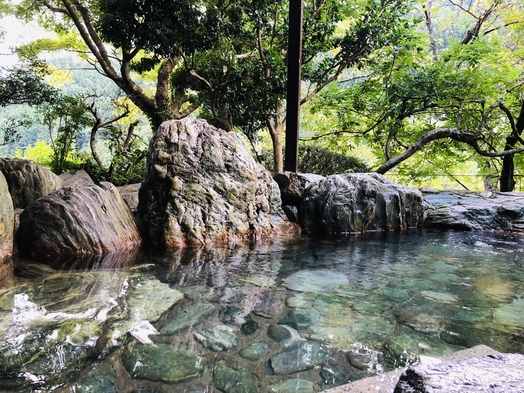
1, 230, 524, 392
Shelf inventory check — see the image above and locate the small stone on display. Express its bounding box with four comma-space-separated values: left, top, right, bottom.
239, 342, 270, 361
347, 344, 384, 371
122, 343, 207, 383
240, 319, 259, 335
278, 309, 320, 330
268, 378, 314, 393
267, 324, 303, 346
194, 325, 237, 352
270, 341, 331, 374
420, 291, 458, 304
213, 360, 258, 393
74, 362, 117, 393
160, 303, 216, 335
219, 306, 243, 324
321, 364, 348, 385
282, 270, 349, 293
253, 290, 281, 318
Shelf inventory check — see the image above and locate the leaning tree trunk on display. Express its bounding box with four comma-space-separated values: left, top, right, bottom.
500, 137, 516, 192
500, 100, 524, 192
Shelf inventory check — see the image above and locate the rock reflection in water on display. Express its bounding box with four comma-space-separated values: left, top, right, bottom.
1, 231, 524, 392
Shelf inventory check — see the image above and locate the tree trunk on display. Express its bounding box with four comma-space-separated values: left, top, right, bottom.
268, 121, 284, 173
500, 136, 516, 192
499, 100, 524, 192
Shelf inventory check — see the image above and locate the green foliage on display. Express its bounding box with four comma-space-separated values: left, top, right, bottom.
37, 95, 91, 173
16, 140, 55, 168
0, 61, 58, 107
298, 145, 369, 176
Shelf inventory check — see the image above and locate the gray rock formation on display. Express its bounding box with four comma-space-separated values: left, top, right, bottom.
17, 181, 141, 260
300, 173, 424, 234
394, 353, 524, 392
138, 119, 298, 249
274, 171, 325, 206
59, 169, 94, 187
424, 191, 524, 231
0, 171, 14, 284
0, 157, 62, 209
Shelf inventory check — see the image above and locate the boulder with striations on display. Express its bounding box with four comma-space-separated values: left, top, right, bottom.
300, 173, 424, 234
0, 171, 14, 284
17, 181, 141, 260
0, 157, 62, 209
138, 119, 298, 249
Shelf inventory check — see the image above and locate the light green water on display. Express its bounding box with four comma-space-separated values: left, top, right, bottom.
1, 229, 523, 392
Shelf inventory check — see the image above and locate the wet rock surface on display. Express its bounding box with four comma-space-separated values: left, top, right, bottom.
394, 353, 524, 393
17, 181, 141, 260
122, 343, 207, 383
138, 118, 298, 249
424, 190, 524, 231
300, 173, 424, 234
0, 171, 13, 283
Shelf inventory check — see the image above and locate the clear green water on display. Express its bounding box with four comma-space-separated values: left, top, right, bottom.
1, 229, 524, 392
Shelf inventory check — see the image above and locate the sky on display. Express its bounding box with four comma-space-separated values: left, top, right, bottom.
0, 15, 46, 68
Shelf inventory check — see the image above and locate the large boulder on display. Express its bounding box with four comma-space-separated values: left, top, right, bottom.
0, 171, 14, 283
424, 191, 524, 231
138, 119, 298, 249
394, 353, 524, 392
300, 173, 424, 234
17, 181, 141, 261
0, 158, 62, 209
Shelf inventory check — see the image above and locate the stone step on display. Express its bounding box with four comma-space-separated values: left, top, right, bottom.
321, 344, 499, 393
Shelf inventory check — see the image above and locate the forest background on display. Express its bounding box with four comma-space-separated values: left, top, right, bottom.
0, 0, 523, 192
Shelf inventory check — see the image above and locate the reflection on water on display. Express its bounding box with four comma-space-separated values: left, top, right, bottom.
1, 230, 524, 392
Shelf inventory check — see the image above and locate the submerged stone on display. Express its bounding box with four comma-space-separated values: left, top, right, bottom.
194, 325, 237, 351
267, 324, 304, 346
110, 275, 184, 344
278, 308, 320, 330
160, 303, 216, 335
219, 305, 243, 324
269, 341, 331, 374
286, 293, 315, 308
268, 378, 315, 393
321, 364, 348, 385
253, 290, 282, 318
347, 344, 384, 372
122, 343, 206, 383
239, 342, 270, 361
473, 275, 516, 301
282, 270, 349, 293
395, 301, 447, 333
214, 360, 259, 393
493, 298, 524, 327
74, 362, 117, 393
240, 318, 259, 335
420, 290, 458, 304
380, 288, 411, 303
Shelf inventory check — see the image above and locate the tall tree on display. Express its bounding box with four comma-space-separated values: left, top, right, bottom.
309, 0, 524, 190
10, 0, 416, 172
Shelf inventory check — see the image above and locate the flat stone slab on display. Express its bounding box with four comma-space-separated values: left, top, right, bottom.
320, 345, 499, 393
395, 352, 524, 392
424, 191, 524, 231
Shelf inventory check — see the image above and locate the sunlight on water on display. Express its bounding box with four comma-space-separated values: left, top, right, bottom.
0, 230, 523, 392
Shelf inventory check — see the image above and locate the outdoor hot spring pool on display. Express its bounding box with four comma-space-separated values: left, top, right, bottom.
1, 229, 524, 392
